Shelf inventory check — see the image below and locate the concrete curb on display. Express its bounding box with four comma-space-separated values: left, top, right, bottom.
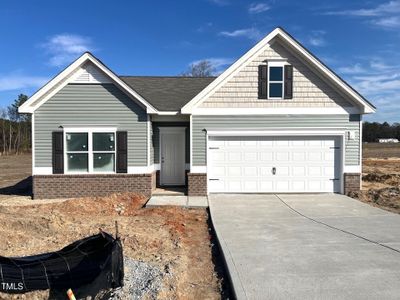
208, 198, 248, 300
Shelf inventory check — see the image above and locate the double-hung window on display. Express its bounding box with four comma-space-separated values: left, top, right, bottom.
268, 64, 284, 99
65, 128, 116, 173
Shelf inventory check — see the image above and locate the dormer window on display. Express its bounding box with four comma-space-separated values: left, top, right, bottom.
258, 61, 293, 100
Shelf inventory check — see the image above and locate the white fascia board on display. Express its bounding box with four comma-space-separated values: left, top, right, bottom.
181, 27, 375, 114
206, 129, 346, 136
18, 52, 158, 114
275, 30, 375, 114
192, 107, 361, 115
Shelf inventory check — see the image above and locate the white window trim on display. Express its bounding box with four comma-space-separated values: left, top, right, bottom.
267, 61, 286, 100
63, 127, 117, 174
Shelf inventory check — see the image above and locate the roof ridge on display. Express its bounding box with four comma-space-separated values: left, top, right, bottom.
119, 75, 217, 78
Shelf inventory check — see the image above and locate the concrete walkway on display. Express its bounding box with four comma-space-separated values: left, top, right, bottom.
146, 195, 208, 208
209, 194, 400, 300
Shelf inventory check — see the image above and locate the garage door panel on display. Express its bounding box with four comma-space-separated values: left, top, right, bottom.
228, 166, 241, 176
260, 152, 273, 161
244, 152, 257, 161
276, 166, 289, 176
208, 136, 341, 193
228, 152, 241, 161
244, 166, 257, 176
276, 152, 289, 161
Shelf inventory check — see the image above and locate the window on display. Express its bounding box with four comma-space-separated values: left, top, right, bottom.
268, 65, 284, 99
65, 129, 116, 173
66, 133, 88, 172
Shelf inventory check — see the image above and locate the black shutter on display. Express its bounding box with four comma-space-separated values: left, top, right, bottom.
284, 65, 293, 99
116, 131, 127, 173
52, 132, 64, 174
258, 65, 268, 99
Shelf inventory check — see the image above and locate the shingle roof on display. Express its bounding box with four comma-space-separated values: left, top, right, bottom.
119, 76, 216, 111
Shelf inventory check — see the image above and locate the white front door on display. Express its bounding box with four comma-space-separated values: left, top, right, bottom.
160, 127, 186, 186
208, 136, 342, 193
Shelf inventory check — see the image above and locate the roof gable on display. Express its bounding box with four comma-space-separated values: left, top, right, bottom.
19, 52, 158, 114
181, 27, 376, 114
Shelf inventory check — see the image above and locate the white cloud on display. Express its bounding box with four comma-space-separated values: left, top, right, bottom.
0, 74, 49, 92
337, 56, 400, 122
248, 3, 270, 14
219, 28, 262, 40
338, 64, 366, 74
308, 30, 326, 47
372, 16, 400, 28
325, 1, 400, 29
208, 0, 229, 6
326, 1, 400, 16
42, 34, 93, 67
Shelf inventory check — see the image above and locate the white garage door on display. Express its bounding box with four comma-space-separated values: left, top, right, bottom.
208, 136, 341, 193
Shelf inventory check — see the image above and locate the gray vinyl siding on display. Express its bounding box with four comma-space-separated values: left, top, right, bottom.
192, 115, 360, 166
34, 83, 148, 168
152, 122, 190, 164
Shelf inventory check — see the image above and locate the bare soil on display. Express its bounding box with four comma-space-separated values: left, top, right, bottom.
350, 143, 400, 214
0, 154, 223, 299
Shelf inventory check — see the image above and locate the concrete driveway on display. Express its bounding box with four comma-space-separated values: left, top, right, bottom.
209, 194, 400, 300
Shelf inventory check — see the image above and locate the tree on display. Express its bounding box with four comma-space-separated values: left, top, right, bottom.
0, 94, 31, 155
181, 60, 215, 77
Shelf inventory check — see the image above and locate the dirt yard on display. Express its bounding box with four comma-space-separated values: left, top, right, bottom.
351, 143, 400, 214
0, 154, 225, 299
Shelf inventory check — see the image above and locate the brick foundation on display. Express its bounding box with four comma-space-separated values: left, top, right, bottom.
33, 173, 156, 199
188, 173, 207, 196
344, 173, 361, 195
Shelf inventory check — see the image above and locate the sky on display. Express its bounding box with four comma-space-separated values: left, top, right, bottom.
0, 0, 399, 122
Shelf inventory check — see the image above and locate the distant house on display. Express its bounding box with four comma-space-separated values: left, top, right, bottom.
378, 138, 399, 143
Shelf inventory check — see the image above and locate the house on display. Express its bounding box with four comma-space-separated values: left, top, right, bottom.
19, 27, 375, 199
378, 138, 399, 143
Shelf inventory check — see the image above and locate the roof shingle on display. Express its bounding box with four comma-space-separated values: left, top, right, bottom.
119, 76, 216, 111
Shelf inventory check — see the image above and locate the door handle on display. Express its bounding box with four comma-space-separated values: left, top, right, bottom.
272, 167, 276, 175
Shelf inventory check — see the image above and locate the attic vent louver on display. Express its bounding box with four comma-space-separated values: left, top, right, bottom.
72, 62, 112, 84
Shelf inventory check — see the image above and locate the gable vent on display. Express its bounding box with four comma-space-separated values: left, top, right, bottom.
72, 62, 112, 84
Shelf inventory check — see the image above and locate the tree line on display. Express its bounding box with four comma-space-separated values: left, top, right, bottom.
0, 94, 31, 155
363, 122, 400, 143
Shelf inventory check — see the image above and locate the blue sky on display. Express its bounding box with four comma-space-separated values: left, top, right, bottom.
0, 0, 399, 122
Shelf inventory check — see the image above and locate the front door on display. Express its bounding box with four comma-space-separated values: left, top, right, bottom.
160, 127, 185, 185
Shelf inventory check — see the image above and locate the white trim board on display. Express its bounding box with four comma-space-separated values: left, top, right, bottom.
181, 27, 375, 114
192, 107, 361, 115
343, 165, 361, 173
206, 129, 346, 136
19, 52, 158, 114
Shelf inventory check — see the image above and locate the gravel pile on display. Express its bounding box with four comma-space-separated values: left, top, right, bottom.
108, 257, 164, 300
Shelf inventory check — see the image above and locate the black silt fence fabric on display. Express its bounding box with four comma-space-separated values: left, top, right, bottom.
0, 232, 124, 297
